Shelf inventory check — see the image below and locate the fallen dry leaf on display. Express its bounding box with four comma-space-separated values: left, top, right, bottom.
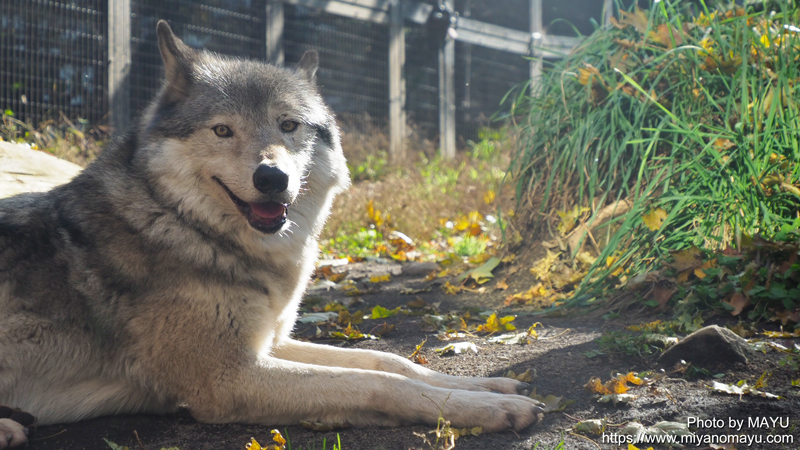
476, 313, 516, 334
368, 274, 391, 283
642, 208, 667, 231
459, 257, 501, 285
505, 369, 534, 382
651, 286, 677, 309
669, 246, 703, 272
725, 292, 750, 316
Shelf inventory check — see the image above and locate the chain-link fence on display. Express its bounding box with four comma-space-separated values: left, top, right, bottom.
129, 0, 267, 116
1, 0, 558, 146
284, 4, 389, 130
1, 0, 107, 124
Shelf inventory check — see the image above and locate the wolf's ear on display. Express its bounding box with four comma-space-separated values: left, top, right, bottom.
296, 50, 319, 82
156, 20, 194, 100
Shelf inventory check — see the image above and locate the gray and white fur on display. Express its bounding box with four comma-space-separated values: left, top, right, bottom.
0, 21, 542, 449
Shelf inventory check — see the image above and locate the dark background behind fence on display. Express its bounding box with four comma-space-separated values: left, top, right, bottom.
1, 0, 585, 144
1, 0, 107, 125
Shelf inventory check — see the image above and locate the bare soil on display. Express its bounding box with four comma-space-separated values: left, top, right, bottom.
28, 262, 800, 450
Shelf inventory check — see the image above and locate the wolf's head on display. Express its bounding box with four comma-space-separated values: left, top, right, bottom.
136, 21, 349, 246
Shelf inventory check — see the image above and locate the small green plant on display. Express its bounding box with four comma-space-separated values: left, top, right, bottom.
531, 439, 566, 450
451, 235, 488, 257
779, 354, 799, 372
283, 429, 342, 450
348, 151, 389, 182
596, 331, 660, 359
326, 228, 385, 259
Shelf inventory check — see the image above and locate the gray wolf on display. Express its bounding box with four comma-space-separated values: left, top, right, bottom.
0, 21, 542, 448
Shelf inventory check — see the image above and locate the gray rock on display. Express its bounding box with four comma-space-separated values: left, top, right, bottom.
658, 325, 755, 367
0, 141, 82, 199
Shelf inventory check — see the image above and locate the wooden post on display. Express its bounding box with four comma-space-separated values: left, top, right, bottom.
388, 0, 406, 162
267, 0, 285, 66
603, 0, 614, 26
529, 0, 543, 94
108, 0, 131, 131
438, 0, 456, 159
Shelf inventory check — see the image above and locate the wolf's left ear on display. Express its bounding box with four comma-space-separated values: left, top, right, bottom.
296, 50, 319, 82
156, 20, 195, 101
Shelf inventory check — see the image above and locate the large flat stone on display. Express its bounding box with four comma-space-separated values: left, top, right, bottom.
0, 141, 82, 199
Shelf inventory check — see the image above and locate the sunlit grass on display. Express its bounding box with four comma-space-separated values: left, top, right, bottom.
323, 127, 517, 259
509, 0, 800, 309
1, 111, 107, 166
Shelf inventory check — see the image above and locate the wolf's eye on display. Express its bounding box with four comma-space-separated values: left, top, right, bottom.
280, 121, 299, 133
213, 125, 233, 138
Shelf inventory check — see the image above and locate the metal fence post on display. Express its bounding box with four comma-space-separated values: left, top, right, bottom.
108, 0, 131, 131
529, 0, 542, 94
438, 0, 456, 159
389, 0, 406, 162
603, 0, 614, 26
267, 0, 285, 66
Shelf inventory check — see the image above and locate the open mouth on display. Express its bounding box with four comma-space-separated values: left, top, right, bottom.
212, 176, 288, 234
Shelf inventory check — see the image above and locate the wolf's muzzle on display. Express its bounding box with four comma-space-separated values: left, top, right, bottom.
213, 176, 288, 234
253, 165, 289, 194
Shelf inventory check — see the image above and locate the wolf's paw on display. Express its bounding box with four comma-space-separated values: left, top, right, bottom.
465, 376, 533, 396
0, 406, 36, 449
445, 391, 544, 432
430, 372, 534, 396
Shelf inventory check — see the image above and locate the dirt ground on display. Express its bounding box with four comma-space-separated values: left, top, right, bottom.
28, 261, 800, 450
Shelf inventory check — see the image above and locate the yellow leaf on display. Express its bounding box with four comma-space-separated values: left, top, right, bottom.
694, 259, 716, 280
371, 305, 400, 319
713, 137, 735, 150
576, 251, 596, 267
556, 205, 589, 235
442, 281, 463, 295
454, 217, 470, 231
483, 190, 496, 204
606, 377, 629, 394
613, 7, 649, 33
625, 372, 643, 386
460, 257, 501, 284
530, 250, 560, 281
584, 377, 610, 395
695, 10, 716, 27
368, 274, 391, 283
271, 429, 287, 447
246, 438, 263, 450
642, 208, 667, 231
505, 369, 534, 382
648, 24, 682, 48
577, 65, 601, 86
668, 247, 703, 272
754, 370, 770, 389
476, 313, 516, 334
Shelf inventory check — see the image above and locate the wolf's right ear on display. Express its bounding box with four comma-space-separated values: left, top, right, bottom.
156, 20, 194, 101
296, 50, 319, 82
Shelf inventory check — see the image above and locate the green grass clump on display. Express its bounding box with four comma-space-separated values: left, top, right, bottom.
510, 0, 800, 316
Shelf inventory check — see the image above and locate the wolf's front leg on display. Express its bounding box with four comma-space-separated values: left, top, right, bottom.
0, 406, 35, 449
187, 358, 542, 432
272, 339, 531, 396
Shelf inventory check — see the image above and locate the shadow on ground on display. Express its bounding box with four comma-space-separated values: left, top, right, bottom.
30, 262, 800, 450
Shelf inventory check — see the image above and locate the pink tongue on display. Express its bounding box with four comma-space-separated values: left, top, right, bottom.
249, 202, 286, 219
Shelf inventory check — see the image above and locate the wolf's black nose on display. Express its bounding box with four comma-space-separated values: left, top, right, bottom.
253, 165, 289, 194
